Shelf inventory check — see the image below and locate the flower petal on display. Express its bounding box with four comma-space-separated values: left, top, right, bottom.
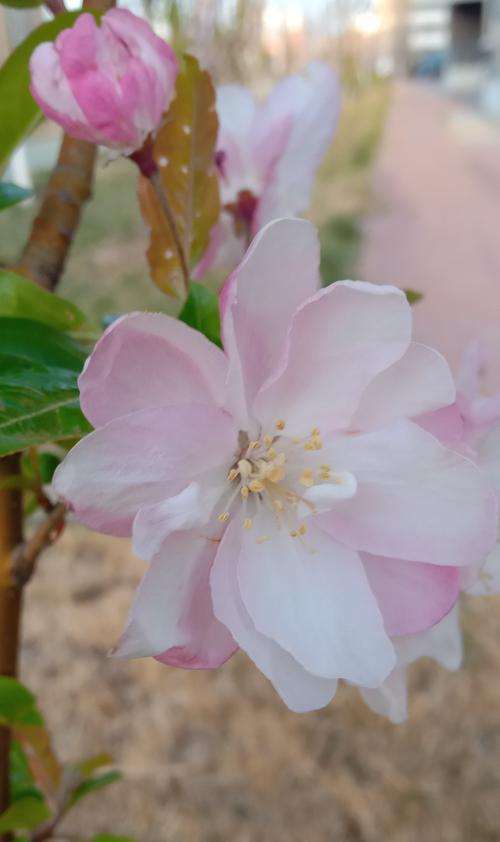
361, 552, 460, 636
221, 218, 321, 423
359, 667, 408, 724
258, 63, 340, 223
133, 481, 224, 561
113, 530, 237, 668
255, 281, 411, 435
54, 404, 236, 535
477, 420, 500, 495
319, 420, 497, 567
236, 514, 395, 685
210, 520, 338, 712
79, 312, 228, 428
353, 342, 455, 431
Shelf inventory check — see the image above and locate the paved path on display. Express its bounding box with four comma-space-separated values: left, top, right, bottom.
360, 81, 500, 389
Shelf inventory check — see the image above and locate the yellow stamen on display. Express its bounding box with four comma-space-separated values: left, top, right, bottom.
300, 469, 314, 488
299, 524, 307, 536
249, 479, 264, 493
263, 434, 273, 446
267, 447, 277, 459
238, 459, 252, 478
241, 486, 249, 499
227, 468, 239, 481
217, 512, 230, 522
243, 518, 253, 529
275, 419, 286, 430
248, 440, 260, 450
311, 427, 321, 437
320, 472, 331, 481
290, 529, 298, 538
320, 464, 331, 472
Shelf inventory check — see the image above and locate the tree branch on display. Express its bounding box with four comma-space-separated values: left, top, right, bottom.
11, 503, 67, 588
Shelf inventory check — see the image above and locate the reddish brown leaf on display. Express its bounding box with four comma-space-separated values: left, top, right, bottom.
139, 54, 220, 299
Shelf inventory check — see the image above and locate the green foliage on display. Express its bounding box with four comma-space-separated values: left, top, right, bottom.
0, 11, 98, 168
0, 270, 91, 333
0, 183, 32, 211
404, 288, 424, 304
67, 771, 122, 810
0, 677, 43, 727
0, 797, 50, 832
319, 215, 361, 285
179, 282, 221, 347
90, 836, 137, 842
0, 0, 43, 7
10, 741, 44, 804
0, 317, 92, 457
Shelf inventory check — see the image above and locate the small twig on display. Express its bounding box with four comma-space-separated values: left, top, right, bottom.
11, 503, 67, 588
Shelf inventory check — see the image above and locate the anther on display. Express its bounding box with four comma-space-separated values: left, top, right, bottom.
249, 479, 264, 493
217, 512, 230, 522
243, 518, 253, 529
299, 524, 307, 536
227, 468, 239, 481
275, 419, 286, 430
238, 459, 252, 478
320, 464, 331, 472
311, 427, 321, 437
264, 434, 273, 446
241, 486, 249, 499
248, 440, 260, 450
290, 529, 298, 538
300, 469, 314, 488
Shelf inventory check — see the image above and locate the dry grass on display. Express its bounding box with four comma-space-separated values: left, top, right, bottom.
22, 526, 500, 842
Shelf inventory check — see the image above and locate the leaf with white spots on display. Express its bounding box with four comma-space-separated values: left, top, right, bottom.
138, 54, 220, 299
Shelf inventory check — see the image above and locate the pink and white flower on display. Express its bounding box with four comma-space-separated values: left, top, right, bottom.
360, 342, 500, 723
194, 63, 340, 278
29, 9, 178, 155
54, 219, 496, 712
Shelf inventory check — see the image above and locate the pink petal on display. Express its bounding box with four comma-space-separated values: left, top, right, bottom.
29, 43, 96, 143
477, 421, 500, 494
210, 520, 338, 712
114, 530, 237, 669
79, 312, 228, 428
362, 552, 460, 636
54, 404, 236, 536
235, 513, 395, 685
221, 218, 321, 423
353, 342, 455, 431
359, 667, 408, 724
416, 402, 465, 448
258, 63, 340, 224
133, 481, 224, 561
319, 420, 497, 567
255, 281, 411, 436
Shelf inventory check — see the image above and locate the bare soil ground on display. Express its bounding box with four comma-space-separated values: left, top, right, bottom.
22, 526, 500, 842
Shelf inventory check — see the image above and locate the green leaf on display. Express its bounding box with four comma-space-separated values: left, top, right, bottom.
0, 183, 32, 210
0, 270, 88, 332
75, 753, 114, 778
68, 771, 121, 810
90, 836, 137, 842
0, 678, 43, 727
0, 318, 92, 457
10, 742, 44, 805
404, 288, 423, 304
0, 0, 43, 8
0, 797, 50, 832
179, 282, 221, 347
0, 12, 97, 168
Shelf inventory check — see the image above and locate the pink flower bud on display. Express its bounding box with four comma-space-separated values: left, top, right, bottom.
29, 9, 178, 155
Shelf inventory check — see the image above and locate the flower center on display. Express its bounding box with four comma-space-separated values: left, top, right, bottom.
216, 419, 346, 544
